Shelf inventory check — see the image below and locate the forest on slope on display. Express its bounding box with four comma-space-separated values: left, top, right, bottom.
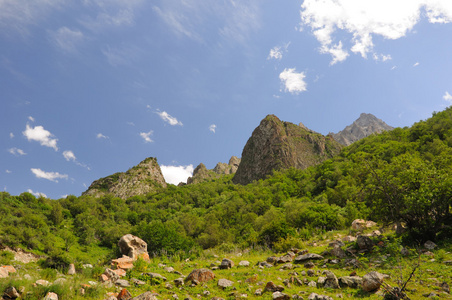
1, 107, 452, 266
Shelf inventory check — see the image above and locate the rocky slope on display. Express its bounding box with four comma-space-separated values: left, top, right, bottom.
332, 113, 393, 146
186, 156, 241, 185
82, 157, 167, 198
233, 115, 343, 185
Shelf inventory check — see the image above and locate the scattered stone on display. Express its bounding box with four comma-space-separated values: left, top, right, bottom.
362, 271, 384, 292
273, 291, 290, 300
104, 268, 120, 283
99, 274, 109, 282
424, 241, 437, 250
307, 293, 333, 300
83, 264, 93, 269
356, 236, 374, 251
67, 263, 76, 275
423, 292, 439, 298
3, 286, 20, 299
0, 267, 9, 278
267, 257, 277, 264
304, 261, 315, 269
351, 219, 376, 231
339, 276, 362, 288
113, 268, 127, 277
35, 280, 50, 287
307, 270, 315, 277
280, 263, 293, 270
202, 290, 210, 296
185, 269, 215, 284
331, 245, 346, 258
174, 278, 184, 287
440, 282, 450, 294
165, 283, 174, 289
294, 253, 323, 264
115, 279, 130, 287
342, 236, 356, 242
131, 291, 159, 300
238, 261, 250, 267
117, 289, 132, 300
265, 282, 284, 293
218, 278, 234, 289
257, 261, 273, 268
144, 272, 167, 281
112, 256, 135, 270
220, 258, 234, 269
307, 281, 317, 288
43, 292, 58, 300
53, 278, 67, 285
118, 234, 149, 260
166, 266, 175, 273
131, 278, 146, 286
401, 247, 410, 256
1, 266, 16, 274
255, 289, 263, 296
317, 277, 326, 287
322, 271, 339, 289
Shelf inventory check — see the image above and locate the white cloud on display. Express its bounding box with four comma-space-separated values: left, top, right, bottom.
140, 130, 153, 143
413, 62, 420, 67
268, 43, 290, 61
97, 133, 109, 139
50, 27, 84, 53
27, 189, 47, 198
5, 170, 12, 174
31, 168, 68, 182
279, 68, 307, 94
102, 44, 142, 67
28, 116, 35, 122
8, 147, 26, 156
153, 1, 261, 45
443, 91, 452, 103
161, 164, 194, 185
300, 0, 452, 64
209, 124, 217, 133
23, 124, 58, 151
63, 150, 76, 161
9, 132, 14, 138
157, 111, 183, 126
0, 0, 63, 36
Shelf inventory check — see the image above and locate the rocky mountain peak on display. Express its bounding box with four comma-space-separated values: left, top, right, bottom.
232, 115, 343, 185
82, 157, 167, 199
332, 113, 394, 146
186, 156, 241, 185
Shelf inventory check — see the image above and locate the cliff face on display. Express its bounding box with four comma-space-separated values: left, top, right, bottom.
232, 115, 343, 185
332, 113, 394, 146
186, 156, 241, 185
82, 157, 167, 199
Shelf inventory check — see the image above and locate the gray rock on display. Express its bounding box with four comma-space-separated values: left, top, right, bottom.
294, 253, 324, 264
339, 276, 362, 288
144, 272, 167, 281
424, 241, 437, 250
43, 292, 58, 300
3, 286, 20, 299
356, 235, 373, 251
115, 279, 130, 287
218, 278, 234, 289
238, 260, 250, 267
68, 264, 76, 275
330, 245, 346, 258
323, 271, 339, 289
272, 291, 290, 300
362, 271, 384, 292
131, 278, 146, 286
220, 258, 234, 270
174, 278, 184, 287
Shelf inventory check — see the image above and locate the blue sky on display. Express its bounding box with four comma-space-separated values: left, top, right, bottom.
2, 0, 452, 199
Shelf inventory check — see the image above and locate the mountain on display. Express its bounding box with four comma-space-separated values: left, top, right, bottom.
186, 156, 241, 185
332, 113, 394, 146
82, 157, 167, 198
232, 115, 343, 185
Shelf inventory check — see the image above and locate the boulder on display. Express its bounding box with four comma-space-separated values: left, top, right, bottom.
3, 287, 20, 299
330, 245, 346, 258
43, 292, 58, 300
1, 266, 16, 274
35, 280, 50, 287
272, 291, 290, 300
356, 235, 373, 251
238, 260, 250, 267
68, 264, 76, 275
362, 271, 384, 292
115, 279, 130, 287
117, 288, 132, 300
218, 279, 234, 289
0, 267, 9, 278
118, 234, 149, 260
220, 258, 234, 269
113, 269, 127, 277
174, 278, 184, 287
104, 268, 120, 283
351, 219, 376, 231
424, 241, 437, 250
323, 271, 339, 289
264, 282, 284, 293
112, 256, 135, 270
339, 276, 362, 288
294, 253, 324, 264
185, 269, 215, 284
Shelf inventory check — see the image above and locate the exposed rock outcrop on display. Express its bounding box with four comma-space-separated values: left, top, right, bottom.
187, 156, 241, 185
233, 115, 342, 185
82, 157, 167, 199
332, 113, 393, 146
